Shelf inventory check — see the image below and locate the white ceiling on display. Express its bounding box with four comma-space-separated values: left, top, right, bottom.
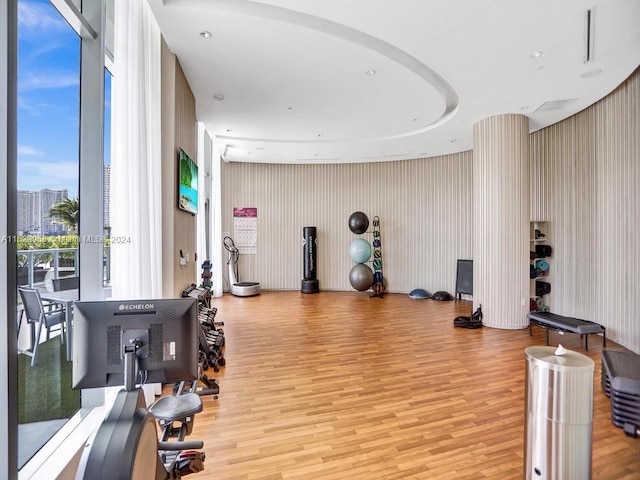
148, 0, 640, 164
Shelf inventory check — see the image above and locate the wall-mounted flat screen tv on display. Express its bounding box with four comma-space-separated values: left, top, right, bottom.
178, 147, 198, 215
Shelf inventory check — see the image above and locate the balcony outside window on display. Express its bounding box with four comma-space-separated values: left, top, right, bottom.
16, 0, 81, 468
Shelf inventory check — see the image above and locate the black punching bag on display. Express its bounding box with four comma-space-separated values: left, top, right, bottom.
301, 226, 320, 293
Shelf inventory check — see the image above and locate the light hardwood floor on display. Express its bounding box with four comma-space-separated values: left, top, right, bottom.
181, 291, 639, 479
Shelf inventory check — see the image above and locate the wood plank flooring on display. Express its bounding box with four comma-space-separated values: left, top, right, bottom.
179, 291, 639, 479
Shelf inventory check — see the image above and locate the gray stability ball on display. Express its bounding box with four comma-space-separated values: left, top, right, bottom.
349, 263, 374, 291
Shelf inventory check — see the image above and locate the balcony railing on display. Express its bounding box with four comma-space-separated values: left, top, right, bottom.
17, 246, 111, 288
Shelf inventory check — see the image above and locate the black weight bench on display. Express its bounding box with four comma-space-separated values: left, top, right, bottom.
527, 311, 606, 350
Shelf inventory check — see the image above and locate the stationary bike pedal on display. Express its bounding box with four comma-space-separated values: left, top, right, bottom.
176, 450, 205, 476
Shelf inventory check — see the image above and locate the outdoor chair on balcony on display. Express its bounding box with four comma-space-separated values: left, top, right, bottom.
52, 276, 79, 291
18, 287, 65, 367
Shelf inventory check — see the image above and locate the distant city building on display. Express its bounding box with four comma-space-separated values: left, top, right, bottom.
17, 190, 40, 235
40, 188, 69, 235
103, 165, 111, 230
17, 180, 112, 236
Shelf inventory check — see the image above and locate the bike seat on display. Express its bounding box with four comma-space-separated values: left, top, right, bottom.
149, 393, 203, 422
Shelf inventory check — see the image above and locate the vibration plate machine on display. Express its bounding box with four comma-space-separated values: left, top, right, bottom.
223, 236, 260, 297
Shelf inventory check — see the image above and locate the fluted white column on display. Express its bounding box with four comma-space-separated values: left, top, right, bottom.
473, 114, 530, 329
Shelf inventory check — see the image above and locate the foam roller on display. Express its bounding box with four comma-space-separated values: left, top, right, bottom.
535, 281, 551, 296
535, 259, 549, 271
530, 299, 539, 311
535, 244, 553, 257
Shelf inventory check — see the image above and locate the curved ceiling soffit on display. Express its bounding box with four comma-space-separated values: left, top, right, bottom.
178, 0, 460, 144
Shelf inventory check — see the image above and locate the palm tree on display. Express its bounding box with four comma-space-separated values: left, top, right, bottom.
48, 197, 79, 234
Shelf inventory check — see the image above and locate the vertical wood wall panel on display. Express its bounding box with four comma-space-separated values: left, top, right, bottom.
595, 73, 639, 354
161, 38, 197, 298
221, 153, 473, 295
530, 68, 640, 353
473, 114, 530, 329
172, 59, 197, 297
160, 38, 176, 298
530, 134, 546, 221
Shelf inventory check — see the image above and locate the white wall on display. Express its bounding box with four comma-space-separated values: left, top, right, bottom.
221, 153, 474, 295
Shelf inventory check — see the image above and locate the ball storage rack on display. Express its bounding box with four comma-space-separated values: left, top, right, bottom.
370, 216, 384, 298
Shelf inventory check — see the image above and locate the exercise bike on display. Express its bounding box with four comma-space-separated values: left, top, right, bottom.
223, 236, 260, 297
75, 342, 205, 479
149, 385, 206, 478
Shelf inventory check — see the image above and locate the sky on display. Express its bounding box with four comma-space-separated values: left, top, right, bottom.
17, 0, 111, 199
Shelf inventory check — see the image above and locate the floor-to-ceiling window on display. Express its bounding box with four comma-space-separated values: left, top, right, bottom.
102, 0, 113, 289
11, 0, 108, 476
16, 0, 81, 468
103, 69, 112, 288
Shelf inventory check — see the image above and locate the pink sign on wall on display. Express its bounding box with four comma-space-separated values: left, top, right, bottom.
233, 207, 257, 254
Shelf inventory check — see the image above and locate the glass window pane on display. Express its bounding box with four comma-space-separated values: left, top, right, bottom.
104, 68, 112, 287
16, 0, 81, 468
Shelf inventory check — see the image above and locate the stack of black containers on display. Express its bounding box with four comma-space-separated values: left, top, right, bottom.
601, 350, 640, 437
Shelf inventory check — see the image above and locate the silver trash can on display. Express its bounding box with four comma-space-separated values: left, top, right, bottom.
524, 346, 595, 479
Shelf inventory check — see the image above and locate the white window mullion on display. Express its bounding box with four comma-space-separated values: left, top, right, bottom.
50, 0, 97, 39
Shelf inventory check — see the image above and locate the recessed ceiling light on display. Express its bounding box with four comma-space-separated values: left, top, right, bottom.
519, 106, 529, 110
581, 69, 602, 78
287, 106, 293, 110
412, 118, 420, 122
450, 139, 457, 143
226, 129, 232, 133
530, 51, 543, 58
199, 31, 212, 39
213, 94, 224, 102
317, 133, 324, 137
365, 69, 376, 76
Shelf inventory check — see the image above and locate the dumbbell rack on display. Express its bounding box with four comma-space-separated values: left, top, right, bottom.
182, 284, 226, 377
